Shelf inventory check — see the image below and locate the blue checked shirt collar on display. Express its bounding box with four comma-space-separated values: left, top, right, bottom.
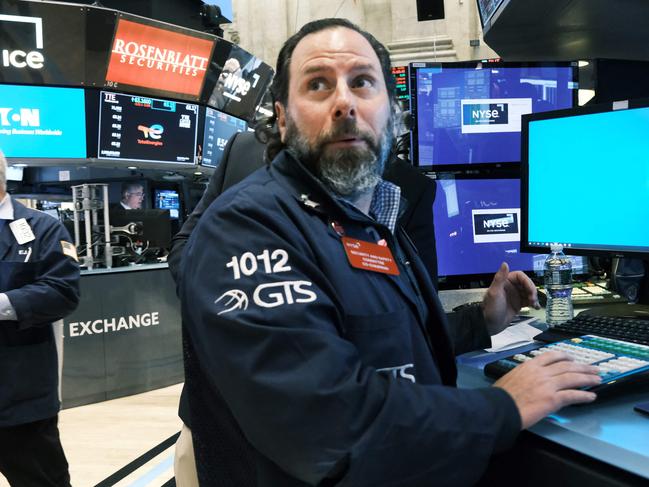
338, 179, 402, 234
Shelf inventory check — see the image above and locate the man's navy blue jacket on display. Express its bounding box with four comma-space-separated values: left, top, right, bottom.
181, 151, 520, 486
0, 198, 80, 427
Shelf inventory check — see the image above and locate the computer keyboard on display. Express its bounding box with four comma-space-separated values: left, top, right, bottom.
484, 335, 649, 392
548, 313, 649, 345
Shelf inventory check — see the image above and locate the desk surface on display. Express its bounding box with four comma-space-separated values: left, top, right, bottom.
458, 353, 649, 480
81, 262, 168, 276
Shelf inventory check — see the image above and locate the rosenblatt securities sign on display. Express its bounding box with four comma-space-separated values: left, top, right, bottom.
105, 18, 214, 98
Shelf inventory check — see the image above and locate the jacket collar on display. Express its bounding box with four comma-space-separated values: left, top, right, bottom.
6, 196, 33, 222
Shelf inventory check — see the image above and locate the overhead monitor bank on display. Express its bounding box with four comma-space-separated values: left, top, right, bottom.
0, 1, 273, 122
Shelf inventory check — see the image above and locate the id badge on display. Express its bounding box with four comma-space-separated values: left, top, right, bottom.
341, 237, 400, 276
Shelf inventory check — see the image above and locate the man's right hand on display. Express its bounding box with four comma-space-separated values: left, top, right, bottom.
493, 351, 602, 429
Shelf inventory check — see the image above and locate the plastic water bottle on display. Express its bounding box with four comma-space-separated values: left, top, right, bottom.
544, 244, 574, 325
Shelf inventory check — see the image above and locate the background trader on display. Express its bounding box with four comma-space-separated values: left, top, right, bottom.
0, 152, 81, 486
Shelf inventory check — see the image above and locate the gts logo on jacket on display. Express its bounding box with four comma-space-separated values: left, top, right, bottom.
215, 280, 317, 315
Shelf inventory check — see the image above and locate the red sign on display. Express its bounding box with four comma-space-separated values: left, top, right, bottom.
341, 237, 400, 276
105, 19, 214, 97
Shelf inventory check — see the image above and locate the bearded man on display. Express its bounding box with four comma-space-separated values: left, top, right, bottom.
179, 18, 601, 487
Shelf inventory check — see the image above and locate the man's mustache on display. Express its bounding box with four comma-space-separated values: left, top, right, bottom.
316, 120, 378, 152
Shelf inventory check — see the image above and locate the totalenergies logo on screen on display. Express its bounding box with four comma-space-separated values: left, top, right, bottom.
106, 19, 214, 97
137, 124, 164, 147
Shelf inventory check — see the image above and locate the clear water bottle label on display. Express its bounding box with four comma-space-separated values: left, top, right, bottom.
544, 268, 572, 286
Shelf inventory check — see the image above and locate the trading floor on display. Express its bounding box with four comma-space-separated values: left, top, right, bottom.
0, 384, 183, 487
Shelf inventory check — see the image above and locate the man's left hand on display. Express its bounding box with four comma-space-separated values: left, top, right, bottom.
482, 262, 541, 335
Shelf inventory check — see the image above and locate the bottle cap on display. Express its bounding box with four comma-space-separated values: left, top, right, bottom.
550, 243, 563, 253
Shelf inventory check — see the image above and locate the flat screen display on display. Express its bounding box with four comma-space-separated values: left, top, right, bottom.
433, 176, 587, 280
0, 84, 86, 158
98, 91, 198, 164
411, 62, 576, 167
154, 189, 180, 219
201, 107, 247, 168
105, 17, 214, 99
0, 2, 86, 85
523, 103, 649, 257
205, 41, 274, 121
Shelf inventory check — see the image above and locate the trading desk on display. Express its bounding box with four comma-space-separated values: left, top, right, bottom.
61, 263, 183, 408
459, 347, 649, 485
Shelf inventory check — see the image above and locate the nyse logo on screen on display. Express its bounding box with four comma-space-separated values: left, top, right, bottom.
219, 70, 261, 103
472, 208, 520, 244
0, 14, 45, 70
463, 103, 509, 126
460, 98, 532, 134
0, 107, 40, 127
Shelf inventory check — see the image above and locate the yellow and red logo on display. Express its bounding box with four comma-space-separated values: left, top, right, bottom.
106, 19, 214, 97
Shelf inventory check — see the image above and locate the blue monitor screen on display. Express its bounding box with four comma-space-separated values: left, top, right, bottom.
201, 107, 247, 168
154, 189, 180, 219
413, 63, 576, 167
525, 105, 649, 256
433, 177, 587, 279
0, 85, 86, 158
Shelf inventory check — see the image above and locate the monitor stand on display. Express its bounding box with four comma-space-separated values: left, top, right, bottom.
579, 303, 649, 319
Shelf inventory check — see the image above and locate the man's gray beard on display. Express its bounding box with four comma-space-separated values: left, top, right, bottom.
284, 114, 394, 199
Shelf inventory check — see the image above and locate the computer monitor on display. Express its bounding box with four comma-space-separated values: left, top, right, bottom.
433, 175, 587, 285
521, 99, 649, 258
410, 61, 577, 167
0, 84, 87, 158
109, 209, 172, 249
154, 189, 180, 219
97, 91, 199, 164
200, 108, 247, 168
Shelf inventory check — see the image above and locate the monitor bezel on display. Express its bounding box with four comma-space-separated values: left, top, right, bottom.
408, 59, 579, 169
520, 97, 649, 259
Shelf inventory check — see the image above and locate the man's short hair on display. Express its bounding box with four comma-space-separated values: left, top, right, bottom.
0, 151, 7, 194
121, 181, 143, 199
257, 18, 397, 162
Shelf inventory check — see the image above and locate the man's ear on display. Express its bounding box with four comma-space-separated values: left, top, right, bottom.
275, 101, 287, 143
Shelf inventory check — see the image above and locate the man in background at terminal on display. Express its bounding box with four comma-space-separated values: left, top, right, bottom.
119, 181, 145, 210
180, 19, 602, 485
0, 152, 80, 486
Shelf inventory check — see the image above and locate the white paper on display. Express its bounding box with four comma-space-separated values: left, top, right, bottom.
486, 318, 542, 353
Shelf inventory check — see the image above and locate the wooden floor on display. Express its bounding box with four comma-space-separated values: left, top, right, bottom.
0, 383, 183, 487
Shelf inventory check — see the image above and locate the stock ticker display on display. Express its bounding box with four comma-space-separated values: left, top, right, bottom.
391, 66, 409, 102
201, 107, 247, 168
98, 91, 198, 164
